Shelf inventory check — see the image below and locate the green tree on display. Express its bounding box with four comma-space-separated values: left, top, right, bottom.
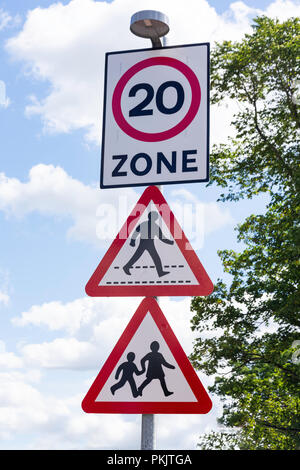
190, 16, 300, 450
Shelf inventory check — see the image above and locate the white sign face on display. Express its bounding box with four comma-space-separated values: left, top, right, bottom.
100, 43, 209, 188
99, 201, 199, 288
85, 185, 214, 298
81, 298, 212, 414
97, 311, 197, 403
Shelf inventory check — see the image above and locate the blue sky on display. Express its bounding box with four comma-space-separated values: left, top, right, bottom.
0, 0, 299, 450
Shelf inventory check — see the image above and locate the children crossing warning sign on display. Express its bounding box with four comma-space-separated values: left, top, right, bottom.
85, 185, 213, 297
81, 297, 212, 414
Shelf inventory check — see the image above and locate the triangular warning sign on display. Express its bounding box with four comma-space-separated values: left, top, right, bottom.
82, 297, 212, 414
86, 186, 213, 297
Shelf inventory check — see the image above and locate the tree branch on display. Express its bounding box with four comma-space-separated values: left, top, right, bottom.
260, 421, 300, 433
252, 99, 295, 180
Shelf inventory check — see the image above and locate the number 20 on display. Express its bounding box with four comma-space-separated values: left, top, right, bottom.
129, 80, 185, 117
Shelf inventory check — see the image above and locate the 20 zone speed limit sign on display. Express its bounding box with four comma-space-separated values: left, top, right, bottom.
100, 43, 209, 189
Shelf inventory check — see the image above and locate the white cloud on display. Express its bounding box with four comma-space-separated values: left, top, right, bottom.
12, 296, 208, 375
0, 290, 9, 306
0, 351, 141, 448
0, 8, 21, 32
6, 294, 223, 449
13, 296, 137, 330
13, 296, 101, 334
61, 410, 139, 450
0, 269, 10, 307
0, 80, 11, 108
0, 367, 133, 447
0, 9, 12, 31
265, 0, 300, 20
6, 0, 299, 145
0, 341, 22, 368
20, 337, 99, 369
170, 188, 234, 244
13, 296, 143, 369
0, 379, 221, 449
0, 163, 138, 247
0, 164, 233, 247
13, 296, 199, 368
0, 369, 73, 444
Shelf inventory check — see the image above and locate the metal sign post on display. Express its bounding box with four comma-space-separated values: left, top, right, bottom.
130, 10, 170, 450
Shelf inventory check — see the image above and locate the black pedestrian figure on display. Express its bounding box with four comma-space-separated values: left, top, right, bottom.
138, 341, 175, 397
110, 352, 144, 398
123, 211, 174, 277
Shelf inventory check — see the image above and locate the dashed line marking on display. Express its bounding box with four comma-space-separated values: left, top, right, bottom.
113, 264, 185, 269
105, 280, 192, 285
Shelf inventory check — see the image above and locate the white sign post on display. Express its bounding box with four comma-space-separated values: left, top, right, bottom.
100, 42, 209, 188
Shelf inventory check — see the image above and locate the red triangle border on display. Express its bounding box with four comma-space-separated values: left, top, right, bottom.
82, 297, 212, 414
85, 186, 213, 297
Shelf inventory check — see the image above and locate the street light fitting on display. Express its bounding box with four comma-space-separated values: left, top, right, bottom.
130, 10, 169, 48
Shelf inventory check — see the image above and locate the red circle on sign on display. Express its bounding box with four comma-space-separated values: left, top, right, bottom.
112, 56, 201, 142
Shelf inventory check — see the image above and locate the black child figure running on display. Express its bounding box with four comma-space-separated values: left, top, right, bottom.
138, 341, 175, 397
110, 352, 144, 398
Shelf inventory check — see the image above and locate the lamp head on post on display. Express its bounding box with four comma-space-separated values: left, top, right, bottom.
130, 10, 169, 48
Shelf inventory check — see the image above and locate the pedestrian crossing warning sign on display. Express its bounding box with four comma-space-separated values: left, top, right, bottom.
85, 185, 213, 297
81, 297, 212, 414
